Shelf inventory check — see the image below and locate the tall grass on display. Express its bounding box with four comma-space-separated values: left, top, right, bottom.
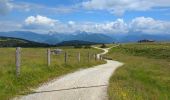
0, 47, 105, 100
107, 43, 170, 100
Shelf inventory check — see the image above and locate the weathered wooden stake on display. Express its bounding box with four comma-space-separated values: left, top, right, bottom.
88, 52, 90, 62
16, 47, 21, 77
65, 52, 67, 64
100, 55, 103, 60
47, 48, 51, 66
94, 54, 97, 61
78, 52, 80, 62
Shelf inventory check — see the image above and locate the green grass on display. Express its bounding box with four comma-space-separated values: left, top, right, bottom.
118, 43, 170, 60
0, 47, 105, 100
106, 43, 170, 100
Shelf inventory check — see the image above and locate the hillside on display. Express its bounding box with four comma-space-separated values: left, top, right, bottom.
0, 31, 56, 44
0, 37, 51, 47
56, 40, 99, 46
106, 43, 170, 99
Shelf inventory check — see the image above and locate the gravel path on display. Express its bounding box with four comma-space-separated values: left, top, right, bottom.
14, 47, 123, 100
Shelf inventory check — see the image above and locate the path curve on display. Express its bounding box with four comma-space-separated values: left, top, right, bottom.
14, 46, 123, 100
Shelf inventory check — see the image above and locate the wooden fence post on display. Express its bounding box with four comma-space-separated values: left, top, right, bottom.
94, 54, 97, 61
16, 47, 21, 77
78, 52, 80, 62
65, 52, 67, 64
100, 55, 103, 60
88, 52, 90, 62
47, 48, 51, 66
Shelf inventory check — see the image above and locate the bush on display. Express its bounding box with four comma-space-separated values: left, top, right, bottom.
74, 45, 83, 48
100, 44, 107, 48
84, 45, 91, 49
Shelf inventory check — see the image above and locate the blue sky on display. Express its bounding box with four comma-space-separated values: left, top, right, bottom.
0, 0, 170, 34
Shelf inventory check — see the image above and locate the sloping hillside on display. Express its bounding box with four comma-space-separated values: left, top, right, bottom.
0, 37, 51, 47
57, 40, 99, 46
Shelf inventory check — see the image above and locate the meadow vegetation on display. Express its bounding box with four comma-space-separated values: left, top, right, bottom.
106, 43, 170, 100
0, 47, 104, 100
95, 44, 114, 48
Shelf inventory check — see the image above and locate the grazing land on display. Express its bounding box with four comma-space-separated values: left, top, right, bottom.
106, 43, 170, 100
0, 47, 105, 100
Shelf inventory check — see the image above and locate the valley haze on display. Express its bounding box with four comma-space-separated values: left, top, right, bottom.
0, 31, 170, 45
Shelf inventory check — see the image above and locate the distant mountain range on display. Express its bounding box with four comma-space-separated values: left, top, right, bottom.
0, 31, 114, 44
0, 31, 170, 45
0, 36, 101, 47
105, 31, 170, 43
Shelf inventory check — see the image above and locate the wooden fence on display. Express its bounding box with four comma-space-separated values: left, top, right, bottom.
15, 48, 102, 77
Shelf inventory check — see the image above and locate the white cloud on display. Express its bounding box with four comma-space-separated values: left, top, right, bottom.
24, 15, 58, 29
82, 0, 170, 16
130, 17, 170, 34
68, 21, 75, 26
91, 19, 128, 33
68, 21, 75, 27
0, 0, 13, 15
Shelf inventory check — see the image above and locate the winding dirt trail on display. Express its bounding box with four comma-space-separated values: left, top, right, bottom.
14, 46, 123, 100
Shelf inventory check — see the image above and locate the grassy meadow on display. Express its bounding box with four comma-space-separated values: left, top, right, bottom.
106, 43, 170, 100
0, 47, 105, 100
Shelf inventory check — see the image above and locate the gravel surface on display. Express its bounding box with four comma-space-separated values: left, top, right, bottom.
14, 47, 123, 100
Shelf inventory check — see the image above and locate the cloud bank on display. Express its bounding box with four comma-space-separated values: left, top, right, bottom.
20, 15, 170, 34
82, 0, 170, 16
0, 15, 169, 34
130, 17, 170, 34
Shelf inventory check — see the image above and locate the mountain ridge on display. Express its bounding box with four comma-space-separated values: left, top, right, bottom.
0, 31, 114, 44
0, 31, 170, 44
